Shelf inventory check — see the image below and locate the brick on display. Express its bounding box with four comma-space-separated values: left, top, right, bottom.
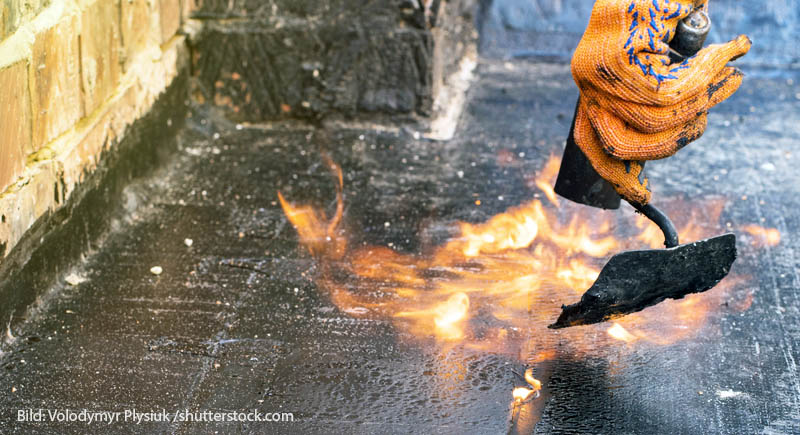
30, 14, 83, 152
80, 0, 122, 114
59, 107, 113, 189
160, 0, 180, 42
2, 0, 51, 41
0, 60, 30, 192
180, 0, 197, 24
120, 0, 156, 71
1, 3, 6, 41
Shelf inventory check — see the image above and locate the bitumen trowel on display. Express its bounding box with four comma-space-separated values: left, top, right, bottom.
549, 10, 738, 329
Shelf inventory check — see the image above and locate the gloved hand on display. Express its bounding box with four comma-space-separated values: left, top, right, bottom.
570, 0, 751, 205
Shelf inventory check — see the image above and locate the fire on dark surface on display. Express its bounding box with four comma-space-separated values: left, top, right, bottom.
278, 154, 778, 408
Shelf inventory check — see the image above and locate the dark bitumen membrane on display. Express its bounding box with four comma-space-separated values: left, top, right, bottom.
2, 57, 800, 435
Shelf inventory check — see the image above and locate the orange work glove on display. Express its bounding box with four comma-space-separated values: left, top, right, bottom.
570, 0, 751, 205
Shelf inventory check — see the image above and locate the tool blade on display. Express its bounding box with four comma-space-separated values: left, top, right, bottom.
549, 233, 737, 329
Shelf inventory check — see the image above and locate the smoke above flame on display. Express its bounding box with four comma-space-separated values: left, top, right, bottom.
278, 154, 776, 386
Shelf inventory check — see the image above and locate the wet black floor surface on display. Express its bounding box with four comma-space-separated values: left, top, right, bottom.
2, 57, 800, 434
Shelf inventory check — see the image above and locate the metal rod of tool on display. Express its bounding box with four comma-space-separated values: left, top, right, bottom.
669, 9, 711, 62
630, 202, 680, 248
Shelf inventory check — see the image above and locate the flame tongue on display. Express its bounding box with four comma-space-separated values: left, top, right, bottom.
396, 292, 470, 341
607, 323, 638, 343
277, 157, 346, 259
524, 368, 542, 390
512, 387, 534, 402
512, 368, 543, 403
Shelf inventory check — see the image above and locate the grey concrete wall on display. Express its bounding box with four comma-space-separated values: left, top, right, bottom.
191, 0, 477, 122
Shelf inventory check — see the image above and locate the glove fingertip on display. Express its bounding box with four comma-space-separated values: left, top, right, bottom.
736, 35, 752, 53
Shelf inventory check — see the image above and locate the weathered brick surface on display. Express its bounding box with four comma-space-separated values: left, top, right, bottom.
120, 0, 156, 71
1, 0, 51, 41
0, 60, 30, 192
160, 0, 180, 43
80, 0, 121, 114
180, 0, 196, 23
1, 4, 6, 40
1, 33, 189, 261
30, 14, 82, 153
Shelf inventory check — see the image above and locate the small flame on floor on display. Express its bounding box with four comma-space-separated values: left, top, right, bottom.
607, 323, 638, 343
533, 155, 561, 207
513, 368, 543, 403
276, 156, 346, 259
524, 368, 542, 390
741, 224, 781, 247
512, 387, 535, 402
396, 292, 470, 341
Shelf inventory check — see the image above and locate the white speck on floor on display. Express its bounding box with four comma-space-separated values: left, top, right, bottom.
716, 390, 745, 399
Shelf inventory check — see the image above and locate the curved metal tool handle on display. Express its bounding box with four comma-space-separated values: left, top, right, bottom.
631, 202, 680, 248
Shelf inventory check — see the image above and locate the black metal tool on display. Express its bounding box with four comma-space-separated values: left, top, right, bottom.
553, 105, 623, 210
669, 9, 710, 63
549, 9, 737, 329
549, 233, 736, 329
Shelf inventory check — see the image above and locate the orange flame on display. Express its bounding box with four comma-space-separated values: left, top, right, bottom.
396, 292, 470, 341
278, 155, 772, 403
277, 157, 346, 259
607, 323, 639, 343
534, 155, 561, 206
458, 202, 540, 257
524, 368, 542, 391
512, 368, 542, 403
512, 387, 535, 402
741, 224, 781, 247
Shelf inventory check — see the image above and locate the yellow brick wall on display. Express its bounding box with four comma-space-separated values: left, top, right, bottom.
0, 0, 196, 259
